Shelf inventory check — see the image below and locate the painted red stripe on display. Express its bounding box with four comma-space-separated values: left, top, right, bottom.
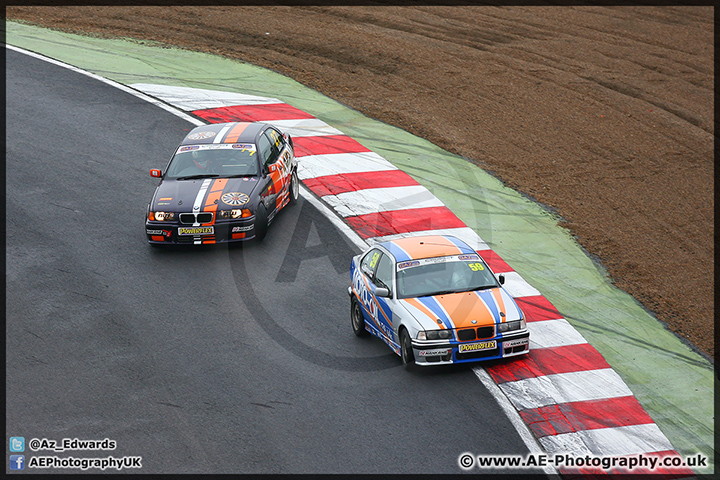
518, 396, 654, 437
514, 295, 562, 322
303, 170, 418, 197
346, 206, 466, 239
292, 135, 372, 157
486, 343, 609, 383
191, 103, 315, 123
477, 249, 514, 273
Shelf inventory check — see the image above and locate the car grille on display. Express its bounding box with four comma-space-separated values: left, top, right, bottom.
457, 329, 476, 341
456, 326, 495, 341
179, 212, 214, 224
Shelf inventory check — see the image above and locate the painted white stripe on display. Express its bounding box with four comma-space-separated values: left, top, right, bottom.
500, 271, 541, 298
499, 368, 634, 410
529, 319, 588, 349
213, 124, 233, 144
192, 179, 213, 218
539, 423, 674, 457
267, 118, 344, 137
538, 428, 595, 457
473, 367, 559, 476
366, 227, 490, 251
323, 185, 445, 217
297, 152, 397, 180
129, 83, 282, 110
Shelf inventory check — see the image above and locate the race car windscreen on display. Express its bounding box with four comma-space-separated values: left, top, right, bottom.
165, 144, 259, 179
396, 256, 499, 299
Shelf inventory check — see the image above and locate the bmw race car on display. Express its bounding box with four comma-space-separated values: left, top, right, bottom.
349, 235, 530, 368
146, 122, 299, 245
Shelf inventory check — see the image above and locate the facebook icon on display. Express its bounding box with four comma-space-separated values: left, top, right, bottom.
10, 455, 25, 470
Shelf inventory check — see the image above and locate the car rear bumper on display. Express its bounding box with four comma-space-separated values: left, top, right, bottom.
411, 330, 530, 366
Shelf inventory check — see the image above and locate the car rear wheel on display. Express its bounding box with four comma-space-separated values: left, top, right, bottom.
400, 328, 416, 369
351, 296, 369, 337
255, 204, 268, 241
288, 170, 299, 205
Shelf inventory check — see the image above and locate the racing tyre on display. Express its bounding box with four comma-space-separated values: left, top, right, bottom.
400, 328, 416, 370
351, 296, 369, 337
288, 170, 299, 206
255, 204, 268, 242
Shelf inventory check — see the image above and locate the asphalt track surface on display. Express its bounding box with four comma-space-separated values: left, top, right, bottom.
5, 47, 551, 475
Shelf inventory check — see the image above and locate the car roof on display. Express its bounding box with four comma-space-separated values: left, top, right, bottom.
379, 235, 477, 262
180, 122, 268, 146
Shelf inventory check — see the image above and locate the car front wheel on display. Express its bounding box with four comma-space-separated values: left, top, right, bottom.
288, 170, 299, 205
351, 296, 369, 337
400, 328, 415, 369
255, 204, 268, 241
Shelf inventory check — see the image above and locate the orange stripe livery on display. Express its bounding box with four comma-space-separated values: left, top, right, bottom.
223, 122, 251, 144
203, 179, 229, 224
402, 298, 447, 329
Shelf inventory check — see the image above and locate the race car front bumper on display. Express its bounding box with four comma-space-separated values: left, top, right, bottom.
146, 218, 257, 245
411, 330, 530, 366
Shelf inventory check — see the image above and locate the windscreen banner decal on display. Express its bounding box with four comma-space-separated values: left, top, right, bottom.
396, 254, 480, 271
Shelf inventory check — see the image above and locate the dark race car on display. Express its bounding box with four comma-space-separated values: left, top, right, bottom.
146, 122, 299, 245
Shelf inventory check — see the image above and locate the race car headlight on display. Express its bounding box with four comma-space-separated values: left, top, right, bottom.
417, 329, 452, 340
218, 208, 252, 219
498, 319, 526, 333
150, 211, 175, 221
218, 209, 243, 219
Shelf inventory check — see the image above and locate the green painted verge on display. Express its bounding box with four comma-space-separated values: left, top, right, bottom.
6, 21, 715, 473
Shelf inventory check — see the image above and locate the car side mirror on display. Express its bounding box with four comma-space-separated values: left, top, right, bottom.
375, 287, 390, 298
150, 169, 162, 178
498, 274, 505, 285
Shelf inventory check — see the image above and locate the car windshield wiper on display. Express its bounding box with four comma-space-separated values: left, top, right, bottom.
224, 173, 258, 178
176, 174, 221, 180
432, 285, 498, 296
430, 289, 462, 296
